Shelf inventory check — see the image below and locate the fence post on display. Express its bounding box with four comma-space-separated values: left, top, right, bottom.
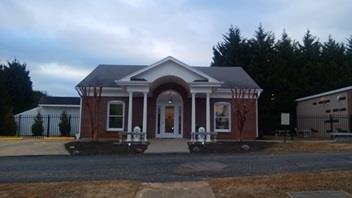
17, 115, 21, 137
47, 115, 50, 137
69, 115, 71, 136
349, 114, 352, 132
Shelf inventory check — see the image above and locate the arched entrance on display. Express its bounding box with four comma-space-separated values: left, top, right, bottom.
155, 90, 183, 138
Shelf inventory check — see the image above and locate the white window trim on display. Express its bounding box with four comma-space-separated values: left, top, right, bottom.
106, 100, 125, 131
214, 102, 231, 132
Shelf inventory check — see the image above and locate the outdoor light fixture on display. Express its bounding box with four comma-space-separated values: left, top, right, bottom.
168, 91, 173, 104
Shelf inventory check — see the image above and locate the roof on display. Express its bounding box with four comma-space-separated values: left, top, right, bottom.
39, 96, 80, 106
296, 86, 352, 102
77, 64, 260, 89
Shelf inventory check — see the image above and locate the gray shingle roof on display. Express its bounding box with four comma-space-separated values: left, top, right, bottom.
39, 96, 80, 105
76, 64, 260, 89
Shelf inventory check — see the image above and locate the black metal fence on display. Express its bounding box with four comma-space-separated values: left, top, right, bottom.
296, 114, 352, 137
15, 114, 80, 137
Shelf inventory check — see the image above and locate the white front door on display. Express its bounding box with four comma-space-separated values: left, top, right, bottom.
156, 90, 183, 138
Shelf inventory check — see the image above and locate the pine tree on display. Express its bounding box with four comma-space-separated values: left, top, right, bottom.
59, 111, 71, 136
248, 24, 275, 82
2, 109, 17, 136
211, 25, 352, 135
0, 65, 12, 135
347, 35, 352, 55
32, 112, 44, 136
211, 26, 248, 66
3, 60, 34, 114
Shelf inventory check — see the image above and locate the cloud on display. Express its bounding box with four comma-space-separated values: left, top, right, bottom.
0, 0, 351, 95
28, 62, 90, 96
36, 62, 90, 81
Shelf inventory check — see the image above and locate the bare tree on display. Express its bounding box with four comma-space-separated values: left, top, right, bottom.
76, 86, 103, 141
230, 88, 258, 141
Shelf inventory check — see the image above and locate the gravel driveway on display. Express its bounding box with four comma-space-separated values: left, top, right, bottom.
0, 152, 351, 183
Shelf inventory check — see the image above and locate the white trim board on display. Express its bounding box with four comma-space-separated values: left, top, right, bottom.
38, 104, 80, 108
296, 86, 352, 102
119, 56, 222, 84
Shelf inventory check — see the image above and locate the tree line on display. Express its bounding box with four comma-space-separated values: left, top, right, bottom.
0, 60, 45, 135
211, 25, 352, 134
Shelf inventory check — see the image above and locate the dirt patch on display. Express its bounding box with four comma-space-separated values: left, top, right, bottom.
175, 161, 227, 175
189, 141, 352, 153
0, 180, 140, 198
209, 170, 352, 198
188, 141, 275, 153
65, 141, 149, 155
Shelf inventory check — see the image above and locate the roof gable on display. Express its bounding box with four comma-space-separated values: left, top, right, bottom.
118, 56, 220, 83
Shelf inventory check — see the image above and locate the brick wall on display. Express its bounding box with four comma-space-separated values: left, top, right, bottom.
80, 87, 257, 140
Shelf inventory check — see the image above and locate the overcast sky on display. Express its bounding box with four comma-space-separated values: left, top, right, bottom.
0, 0, 351, 96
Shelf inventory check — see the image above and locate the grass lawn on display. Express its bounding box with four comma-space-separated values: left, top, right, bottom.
0, 180, 140, 198
209, 170, 352, 198
1, 171, 352, 197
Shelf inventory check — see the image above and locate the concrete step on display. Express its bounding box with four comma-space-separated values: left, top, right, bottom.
145, 139, 189, 153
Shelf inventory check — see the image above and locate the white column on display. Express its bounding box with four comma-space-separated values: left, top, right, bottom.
206, 93, 211, 142
191, 93, 196, 134
143, 92, 148, 141
127, 91, 133, 141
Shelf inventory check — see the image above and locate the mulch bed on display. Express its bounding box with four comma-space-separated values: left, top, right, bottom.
65, 141, 149, 155
188, 141, 275, 153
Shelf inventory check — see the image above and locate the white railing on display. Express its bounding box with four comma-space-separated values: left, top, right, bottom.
190, 132, 217, 143
117, 131, 147, 144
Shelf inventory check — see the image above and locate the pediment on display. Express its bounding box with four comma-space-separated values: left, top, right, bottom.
118, 56, 220, 83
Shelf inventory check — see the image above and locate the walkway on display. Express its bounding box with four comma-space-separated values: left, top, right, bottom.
145, 139, 189, 153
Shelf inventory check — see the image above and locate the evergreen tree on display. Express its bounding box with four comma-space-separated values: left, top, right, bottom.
248, 25, 277, 132
211, 25, 352, 134
3, 60, 34, 114
59, 111, 71, 136
299, 30, 321, 60
247, 24, 275, 82
347, 35, 352, 55
2, 109, 17, 136
32, 112, 44, 136
0, 66, 12, 135
320, 35, 348, 89
296, 30, 323, 95
211, 26, 249, 66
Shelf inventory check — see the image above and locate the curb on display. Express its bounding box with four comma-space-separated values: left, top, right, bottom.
43, 137, 75, 141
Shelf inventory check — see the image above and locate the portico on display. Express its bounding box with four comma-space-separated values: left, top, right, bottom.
116, 57, 222, 142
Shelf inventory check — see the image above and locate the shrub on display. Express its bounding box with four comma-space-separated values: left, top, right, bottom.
32, 112, 44, 136
59, 111, 71, 136
2, 110, 17, 136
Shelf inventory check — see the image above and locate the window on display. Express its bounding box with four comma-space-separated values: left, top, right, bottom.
214, 102, 231, 132
333, 108, 346, 112
338, 96, 346, 101
318, 98, 330, 104
107, 101, 125, 131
